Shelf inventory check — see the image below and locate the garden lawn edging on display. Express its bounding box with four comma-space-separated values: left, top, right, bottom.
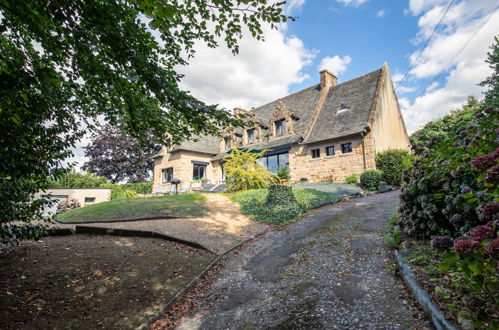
53, 214, 179, 224
395, 248, 458, 330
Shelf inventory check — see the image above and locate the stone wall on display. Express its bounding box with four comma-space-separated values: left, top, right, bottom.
289, 135, 375, 182
152, 151, 218, 191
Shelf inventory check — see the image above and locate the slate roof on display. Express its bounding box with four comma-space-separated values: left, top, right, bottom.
305, 68, 381, 144
171, 135, 220, 155
160, 65, 385, 157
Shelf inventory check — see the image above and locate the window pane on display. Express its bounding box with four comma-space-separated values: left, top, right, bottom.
275, 120, 285, 136
200, 165, 206, 178
342, 143, 352, 153
326, 146, 335, 156
247, 129, 255, 143
278, 153, 289, 168
258, 157, 267, 168
193, 165, 198, 179
267, 155, 278, 173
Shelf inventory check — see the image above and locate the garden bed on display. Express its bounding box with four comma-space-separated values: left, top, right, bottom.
229, 188, 340, 224
405, 243, 498, 328
56, 194, 207, 223
0, 235, 215, 329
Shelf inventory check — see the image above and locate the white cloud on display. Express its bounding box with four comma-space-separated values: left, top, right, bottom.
318, 55, 352, 76
401, 0, 499, 133
284, 0, 306, 14
425, 81, 439, 92
398, 97, 411, 111
376, 10, 386, 18
178, 25, 315, 110
336, 0, 369, 7
397, 85, 417, 94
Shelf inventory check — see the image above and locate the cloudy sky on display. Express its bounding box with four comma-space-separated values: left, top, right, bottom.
69, 0, 498, 169
179, 0, 498, 133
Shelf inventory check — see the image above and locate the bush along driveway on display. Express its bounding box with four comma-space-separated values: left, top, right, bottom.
154, 190, 431, 329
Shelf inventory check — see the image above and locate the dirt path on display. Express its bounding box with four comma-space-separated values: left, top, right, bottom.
56, 194, 267, 255
171, 191, 431, 329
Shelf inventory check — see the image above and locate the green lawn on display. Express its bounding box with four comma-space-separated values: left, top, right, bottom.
56, 194, 207, 223
229, 188, 340, 224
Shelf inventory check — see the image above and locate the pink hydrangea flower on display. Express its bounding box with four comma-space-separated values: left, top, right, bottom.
454, 239, 481, 255
485, 238, 499, 257
465, 225, 495, 242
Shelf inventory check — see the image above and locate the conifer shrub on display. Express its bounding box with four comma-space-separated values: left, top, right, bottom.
375, 149, 414, 186
360, 169, 383, 191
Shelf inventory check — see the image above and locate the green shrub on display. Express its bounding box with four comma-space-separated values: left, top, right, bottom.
276, 166, 291, 180
399, 103, 498, 238
121, 181, 153, 194
48, 171, 108, 188
360, 169, 383, 191
375, 149, 414, 186
230, 187, 338, 224
224, 148, 278, 191
121, 189, 138, 198
265, 185, 296, 205
345, 174, 358, 184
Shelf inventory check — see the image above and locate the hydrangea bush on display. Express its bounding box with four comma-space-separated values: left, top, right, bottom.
436, 223, 498, 312
399, 105, 498, 238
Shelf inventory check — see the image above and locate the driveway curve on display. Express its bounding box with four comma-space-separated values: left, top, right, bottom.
171, 190, 430, 329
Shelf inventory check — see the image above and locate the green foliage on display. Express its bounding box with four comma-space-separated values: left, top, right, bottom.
409, 97, 481, 154
56, 194, 207, 222
48, 171, 108, 188
439, 246, 498, 308
0, 0, 291, 243
360, 169, 383, 191
375, 149, 414, 186
230, 188, 339, 224
265, 185, 297, 205
121, 182, 154, 194
345, 174, 358, 184
479, 36, 499, 108
399, 106, 498, 238
400, 40, 499, 239
384, 215, 402, 248
224, 148, 279, 191
276, 166, 291, 180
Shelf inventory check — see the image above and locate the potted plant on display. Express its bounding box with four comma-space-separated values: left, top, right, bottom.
277, 166, 291, 184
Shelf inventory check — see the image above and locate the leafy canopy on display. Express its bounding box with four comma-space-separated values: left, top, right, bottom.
47, 171, 108, 189
0, 0, 293, 243
224, 148, 278, 191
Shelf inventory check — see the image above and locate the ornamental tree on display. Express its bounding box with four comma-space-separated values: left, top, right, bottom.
0, 0, 293, 244
83, 125, 160, 183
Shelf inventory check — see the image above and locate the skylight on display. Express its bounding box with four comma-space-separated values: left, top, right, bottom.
338, 103, 351, 113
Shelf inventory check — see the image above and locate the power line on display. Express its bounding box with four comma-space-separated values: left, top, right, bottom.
396, 0, 456, 88
417, 7, 497, 94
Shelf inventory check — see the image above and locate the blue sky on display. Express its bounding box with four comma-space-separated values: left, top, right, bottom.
175, 0, 498, 134
68, 0, 498, 169
286, 0, 420, 91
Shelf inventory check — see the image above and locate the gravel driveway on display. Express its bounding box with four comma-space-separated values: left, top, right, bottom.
171, 190, 431, 329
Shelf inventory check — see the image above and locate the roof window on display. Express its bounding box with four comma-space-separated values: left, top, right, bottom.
338, 103, 351, 114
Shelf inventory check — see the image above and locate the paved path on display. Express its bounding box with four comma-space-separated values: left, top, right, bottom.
172, 190, 431, 329
55, 194, 267, 255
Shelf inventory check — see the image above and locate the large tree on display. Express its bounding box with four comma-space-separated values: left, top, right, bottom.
0, 0, 292, 244
83, 125, 160, 183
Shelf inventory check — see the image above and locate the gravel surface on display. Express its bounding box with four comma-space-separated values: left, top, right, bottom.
55, 194, 268, 255
173, 190, 432, 329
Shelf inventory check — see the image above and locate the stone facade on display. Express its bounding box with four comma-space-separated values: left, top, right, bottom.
289, 135, 370, 182
152, 63, 410, 189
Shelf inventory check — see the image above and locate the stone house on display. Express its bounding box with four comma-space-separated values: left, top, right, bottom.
152, 63, 410, 191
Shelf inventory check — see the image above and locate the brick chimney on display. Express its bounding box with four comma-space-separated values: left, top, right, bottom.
319, 69, 337, 90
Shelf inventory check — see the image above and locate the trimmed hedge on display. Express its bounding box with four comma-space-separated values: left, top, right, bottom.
99, 182, 152, 199
375, 149, 414, 186
360, 169, 383, 191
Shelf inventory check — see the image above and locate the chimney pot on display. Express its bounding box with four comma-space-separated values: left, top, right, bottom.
319, 69, 337, 90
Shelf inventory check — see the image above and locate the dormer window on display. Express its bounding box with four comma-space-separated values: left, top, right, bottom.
338, 103, 351, 114
274, 119, 286, 136
247, 128, 256, 144
224, 136, 231, 149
